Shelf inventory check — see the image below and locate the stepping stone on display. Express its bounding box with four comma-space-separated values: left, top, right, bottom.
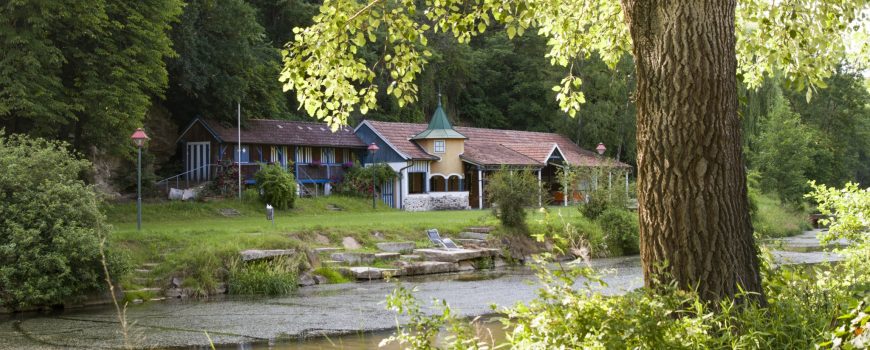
342, 237, 362, 250
313, 233, 331, 245
375, 252, 400, 261
218, 208, 241, 217
339, 267, 400, 280
322, 260, 343, 267
412, 248, 500, 263
140, 262, 159, 268
312, 247, 343, 253
330, 252, 375, 265
454, 238, 487, 247
240, 249, 296, 262
457, 261, 476, 271
399, 261, 459, 276
400, 254, 422, 261
376, 242, 416, 253
133, 269, 152, 274
464, 226, 494, 233
459, 232, 489, 240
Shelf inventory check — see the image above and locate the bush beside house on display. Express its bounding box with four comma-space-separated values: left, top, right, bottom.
254, 163, 296, 209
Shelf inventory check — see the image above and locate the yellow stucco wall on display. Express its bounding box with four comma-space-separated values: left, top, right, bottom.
418, 139, 465, 177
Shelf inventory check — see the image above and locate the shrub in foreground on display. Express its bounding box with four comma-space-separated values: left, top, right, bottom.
597, 208, 639, 256
0, 133, 125, 310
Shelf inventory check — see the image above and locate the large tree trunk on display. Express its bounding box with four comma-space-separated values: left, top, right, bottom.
621, 0, 764, 303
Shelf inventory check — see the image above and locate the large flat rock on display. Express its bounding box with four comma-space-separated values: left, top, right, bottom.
399, 261, 459, 276
412, 248, 500, 263
376, 242, 416, 253
339, 267, 400, 280
459, 231, 490, 240
239, 249, 296, 262
330, 252, 375, 265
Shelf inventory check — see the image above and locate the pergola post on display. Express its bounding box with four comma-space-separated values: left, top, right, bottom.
625, 172, 629, 197
537, 169, 542, 207
563, 174, 568, 207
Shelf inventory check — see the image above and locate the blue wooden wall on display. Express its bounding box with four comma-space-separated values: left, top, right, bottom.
354, 123, 407, 164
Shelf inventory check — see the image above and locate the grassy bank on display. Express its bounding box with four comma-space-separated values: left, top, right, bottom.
106, 196, 586, 294
752, 192, 811, 238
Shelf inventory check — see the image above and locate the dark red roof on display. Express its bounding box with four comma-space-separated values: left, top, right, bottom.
363, 120, 628, 167
199, 119, 366, 148
362, 121, 438, 160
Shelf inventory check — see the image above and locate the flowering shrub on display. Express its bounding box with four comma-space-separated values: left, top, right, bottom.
332, 162, 396, 197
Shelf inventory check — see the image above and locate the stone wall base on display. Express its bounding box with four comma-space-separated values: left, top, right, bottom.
403, 192, 470, 211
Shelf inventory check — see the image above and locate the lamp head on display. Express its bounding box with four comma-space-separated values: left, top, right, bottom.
595, 142, 606, 156
130, 128, 150, 148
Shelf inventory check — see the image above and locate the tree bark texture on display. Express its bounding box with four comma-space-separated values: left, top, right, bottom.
621, 0, 764, 303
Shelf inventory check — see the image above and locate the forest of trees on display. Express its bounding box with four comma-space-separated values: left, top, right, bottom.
1, 0, 868, 193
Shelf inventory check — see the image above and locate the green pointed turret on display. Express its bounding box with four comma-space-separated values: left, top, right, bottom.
412, 97, 466, 140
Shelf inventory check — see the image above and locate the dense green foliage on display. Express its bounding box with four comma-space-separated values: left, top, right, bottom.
786, 70, 870, 187
0, 0, 182, 153
751, 86, 815, 206
808, 182, 870, 348
254, 163, 297, 209
598, 208, 639, 256
742, 70, 870, 204
486, 168, 539, 230
0, 133, 126, 309
163, 0, 290, 124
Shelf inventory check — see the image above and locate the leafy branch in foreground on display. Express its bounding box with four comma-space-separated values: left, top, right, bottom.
282, 0, 867, 128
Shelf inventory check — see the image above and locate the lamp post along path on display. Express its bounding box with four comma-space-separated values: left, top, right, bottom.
130, 128, 150, 231
596, 143, 606, 194
367, 142, 380, 209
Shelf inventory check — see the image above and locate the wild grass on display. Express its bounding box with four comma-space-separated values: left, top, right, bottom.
753, 192, 811, 238
227, 256, 300, 296
313, 267, 351, 284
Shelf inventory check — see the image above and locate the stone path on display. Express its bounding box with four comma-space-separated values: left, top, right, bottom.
0, 230, 844, 349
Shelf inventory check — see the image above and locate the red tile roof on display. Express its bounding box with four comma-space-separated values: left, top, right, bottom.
362, 121, 438, 160
363, 120, 629, 168
462, 143, 540, 166
200, 119, 366, 148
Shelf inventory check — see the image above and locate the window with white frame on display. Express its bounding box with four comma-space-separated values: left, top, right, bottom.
296, 146, 312, 163
321, 147, 335, 164
434, 140, 446, 153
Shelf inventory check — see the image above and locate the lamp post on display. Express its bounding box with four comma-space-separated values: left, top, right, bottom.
596, 142, 609, 198
367, 142, 380, 209
130, 128, 150, 231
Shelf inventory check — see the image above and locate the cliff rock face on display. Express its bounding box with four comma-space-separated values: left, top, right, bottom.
90, 104, 179, 199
